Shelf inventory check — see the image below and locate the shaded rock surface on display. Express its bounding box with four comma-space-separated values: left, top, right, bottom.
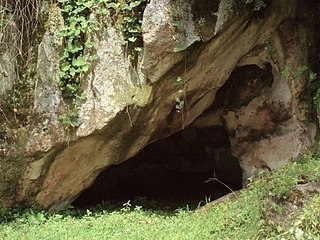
0, 0, 319, 211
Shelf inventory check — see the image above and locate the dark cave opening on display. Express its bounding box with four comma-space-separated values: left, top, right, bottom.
72, 126, 243, 210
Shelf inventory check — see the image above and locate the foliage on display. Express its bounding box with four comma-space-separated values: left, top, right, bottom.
243, 0, 266, 10
0, 0, 42, 127
0, 0, 42, 61
57, 0, 148, 128
225, 0, 267, 12
57, 0, 97, 99
172, 77, 185, 113
0, 149, 319, 239
306, 70, 320, 119
286, 65, 320, 121
57, 0, 102, 129
279, 65, 320, 121
100, 0, 149, 65
280, 65, 310, 82
5, 65, 38, 126
59, 92, 86, 129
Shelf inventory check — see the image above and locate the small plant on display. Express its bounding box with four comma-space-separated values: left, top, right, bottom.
225, 0, 267, 12
280, 65, 308, 81
265, 40, 275, 60
293, 65, 308, 80
101, 0, 149, 66
173, 77, 185, 113
309, 71, 318, 82
121, 200, 132, 212
59, 92, 86, 128
244, 0, 266, 10
175, 96, 185, 112
280, 68, 290, 79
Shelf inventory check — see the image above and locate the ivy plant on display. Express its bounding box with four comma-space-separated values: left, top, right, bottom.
57, 0, 149, 128
57, 0, 97, 99
100, 0, 149, 65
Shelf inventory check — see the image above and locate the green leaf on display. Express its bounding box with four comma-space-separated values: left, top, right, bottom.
67, 41, 83, 53
293, 65, 308, 80
128, 36, 137, 42
173, 76, 183, 86
309, 72, 317, 82
88, 55, 99, 61
72, 56, 86, 67
107, 2, 119, 9
72, 7, 86, 15
66, 84, 77, 93
60, 50, 69, 60
129, 1, 141, 8
59, 70, 68, 79
81, 64, 90, 73
85, 41, 94, 49
83, 1, 94, 8
280, 69, 289, 78
60, 62, 70, 72
128, 28, 140, 33
74, 28, 81, 36
173, 44, 187, 52
121, 3, 130, 11
62, 5, 73, 13
70, 118, 82, 127
69, 67, 76, 76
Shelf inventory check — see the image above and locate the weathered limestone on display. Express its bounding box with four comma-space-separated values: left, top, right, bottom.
0, 13, 18, 96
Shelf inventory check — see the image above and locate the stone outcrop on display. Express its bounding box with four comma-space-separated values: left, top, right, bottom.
0, 11, 18, 96
0, 0, 319, 210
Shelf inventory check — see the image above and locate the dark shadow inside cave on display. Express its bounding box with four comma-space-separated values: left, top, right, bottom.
211, 63, 273, 111
72, 126, 243, 210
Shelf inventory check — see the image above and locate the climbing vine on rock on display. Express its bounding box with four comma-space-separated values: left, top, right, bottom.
57, 0, 149, 128
57, 0, 97, 99
58, 0, 149, 98
101, 0, 149, 65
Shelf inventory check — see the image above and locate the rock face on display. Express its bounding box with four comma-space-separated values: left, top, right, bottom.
0, 0, 319, 210
0, 11, 17, 96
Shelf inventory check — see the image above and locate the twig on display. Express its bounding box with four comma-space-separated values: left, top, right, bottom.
205, 177, 236, 195
0, 106, 9, 122
126, 104, 133, 127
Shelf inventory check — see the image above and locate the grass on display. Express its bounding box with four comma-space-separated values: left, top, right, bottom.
0, 150, 319, 240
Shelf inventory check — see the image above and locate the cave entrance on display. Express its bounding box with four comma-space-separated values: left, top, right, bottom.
72, 126, 243, 210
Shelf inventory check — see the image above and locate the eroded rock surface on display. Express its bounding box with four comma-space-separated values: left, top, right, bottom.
0, 0, 319, 210
0, 12, 17, 96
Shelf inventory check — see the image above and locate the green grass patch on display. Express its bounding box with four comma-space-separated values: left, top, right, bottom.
0, 151, 319, 240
